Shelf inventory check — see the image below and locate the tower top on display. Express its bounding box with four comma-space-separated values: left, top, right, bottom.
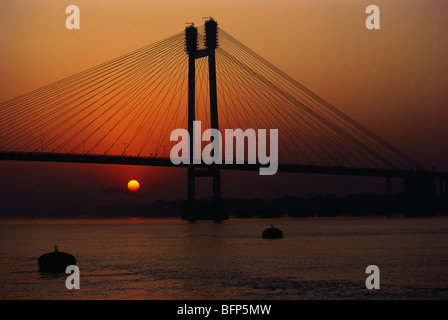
205, 18, 218, 49
185, 24, 198, 53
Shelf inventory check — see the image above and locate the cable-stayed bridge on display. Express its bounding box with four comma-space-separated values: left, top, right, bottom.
0, 19, 446, 219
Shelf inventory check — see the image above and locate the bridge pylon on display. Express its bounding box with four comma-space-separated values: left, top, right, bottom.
182, 19, 227, 221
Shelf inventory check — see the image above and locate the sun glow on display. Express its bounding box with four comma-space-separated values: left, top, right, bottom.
127, 179, 140, 192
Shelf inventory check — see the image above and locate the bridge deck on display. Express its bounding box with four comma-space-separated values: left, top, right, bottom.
1, 151, 443, 179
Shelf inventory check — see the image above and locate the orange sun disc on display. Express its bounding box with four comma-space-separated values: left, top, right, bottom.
127, 179, 140, 192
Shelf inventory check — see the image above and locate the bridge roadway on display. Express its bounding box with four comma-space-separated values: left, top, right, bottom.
1, 151, 446, 180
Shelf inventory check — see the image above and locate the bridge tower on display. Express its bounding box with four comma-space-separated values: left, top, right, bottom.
183, 19, 226, 221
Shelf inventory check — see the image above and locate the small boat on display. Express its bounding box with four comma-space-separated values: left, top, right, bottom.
38, 245, 76, 273
262, 225, 283, 239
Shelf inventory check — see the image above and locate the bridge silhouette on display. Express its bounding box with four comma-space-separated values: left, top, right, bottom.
0, 19, 446, 220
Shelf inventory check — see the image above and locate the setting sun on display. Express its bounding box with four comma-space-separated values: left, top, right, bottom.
127, 179, 140, 192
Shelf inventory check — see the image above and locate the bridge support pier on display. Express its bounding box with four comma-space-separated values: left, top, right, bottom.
440, 177, 447, 197
182, 19, 226, 221
403, 171, 437, 216
385, 176, 392, 196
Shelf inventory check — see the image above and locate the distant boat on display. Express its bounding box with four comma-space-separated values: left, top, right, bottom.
38, 245, 76, 273
262, 225, 283, 239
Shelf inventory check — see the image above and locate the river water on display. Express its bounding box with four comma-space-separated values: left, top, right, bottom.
0, 217, 447, 299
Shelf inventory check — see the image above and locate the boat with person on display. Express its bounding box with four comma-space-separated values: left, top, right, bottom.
262, 225, 283, 239
38, 245, 76, 273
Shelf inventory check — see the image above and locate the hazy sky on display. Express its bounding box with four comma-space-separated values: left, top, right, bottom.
0, 1, 447, 207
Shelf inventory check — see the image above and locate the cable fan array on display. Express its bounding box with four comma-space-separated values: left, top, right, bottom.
0, 26, 418, 170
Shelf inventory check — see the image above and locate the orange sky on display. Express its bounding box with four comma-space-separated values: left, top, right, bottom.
0, 0, 447, 205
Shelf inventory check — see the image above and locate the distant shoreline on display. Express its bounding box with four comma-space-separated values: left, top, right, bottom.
1, 193, 447, 219
1, 214, 448, 221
